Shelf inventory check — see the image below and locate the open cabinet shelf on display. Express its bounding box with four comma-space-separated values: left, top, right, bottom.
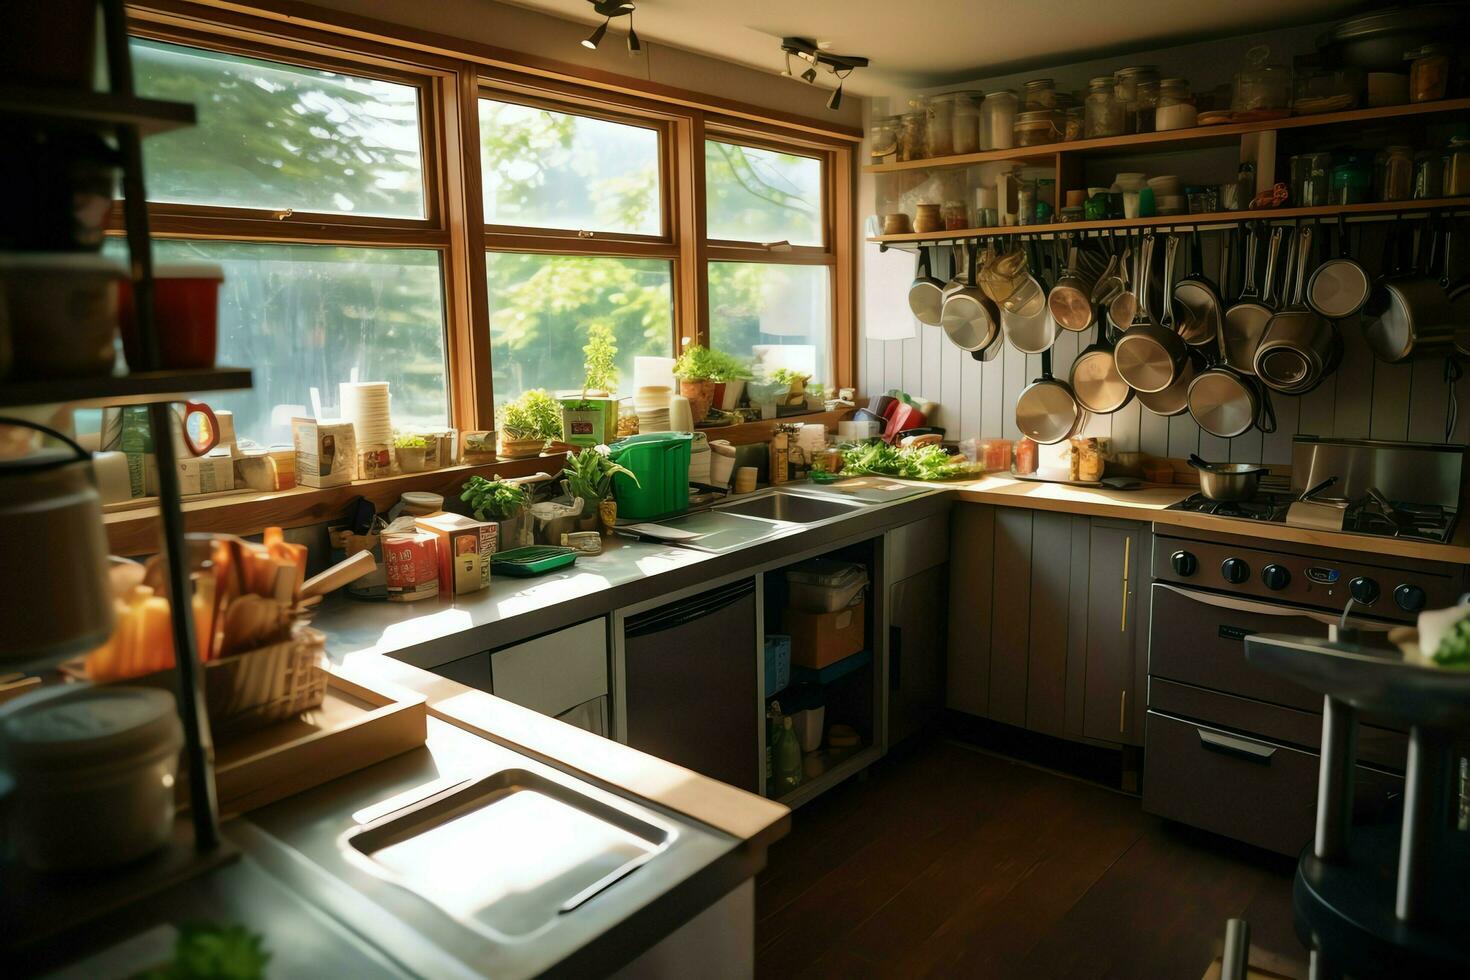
0, 368, 254, 411
862, 98, 1470, 175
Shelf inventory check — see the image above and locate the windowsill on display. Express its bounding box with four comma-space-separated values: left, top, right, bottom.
103, 408, 854, 555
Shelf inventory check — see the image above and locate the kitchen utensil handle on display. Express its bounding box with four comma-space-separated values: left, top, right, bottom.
1257, 387, 1277, 434
1187, 453, 1210, 471
1293, 222, 1313, 306
179, 400, 220, 457
1162, 234, 1179, 327
1199, 727, 1276, 763
1241, 223, 1259, 296
1261, 225, 1283, 306
1300, 475, 1337, 501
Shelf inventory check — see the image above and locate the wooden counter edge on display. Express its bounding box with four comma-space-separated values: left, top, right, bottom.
333, 654, 791, 848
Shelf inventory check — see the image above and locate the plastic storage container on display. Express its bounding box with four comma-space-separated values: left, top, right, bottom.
0, 685, 182, 871
784, 558, 869, 612
763, 634, 791, 697
607, 431, 693, 520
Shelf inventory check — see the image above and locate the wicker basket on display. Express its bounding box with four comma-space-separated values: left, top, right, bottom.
204, 626, 328, 734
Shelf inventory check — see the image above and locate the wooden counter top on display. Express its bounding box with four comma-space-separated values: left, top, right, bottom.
941, 474, 1470, 565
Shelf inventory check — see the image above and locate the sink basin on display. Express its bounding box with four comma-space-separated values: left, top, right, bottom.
717, 491, 864, 524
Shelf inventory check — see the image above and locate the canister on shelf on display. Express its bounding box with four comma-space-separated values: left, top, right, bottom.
982, 90, 1018, 150
1085, 76, 1124, 138
1155, 78, 1196, 131
1405, 44, 1451, 103
1375, 145, 1414, 202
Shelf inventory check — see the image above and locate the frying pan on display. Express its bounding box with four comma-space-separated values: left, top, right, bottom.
1048, 234, 1097, 332
1091, 230, 1127, 308
1114, 232, 1188, 393
1255, 222, 1338, 393
1135, 350, 1199, 417
1307, 213, 1371, 319
1107, 234, 1139, 330
941, 242, 1000, 352
1223, 223, 1281, 374
1364, 217, 1458, 362
1002, 238, 1057, 354
1015, 348, 1086, 444
907, 246, 945, 326
1070, 320, 1132, 414
1173, 229, 1224, 347
1188, 301, 1264, 438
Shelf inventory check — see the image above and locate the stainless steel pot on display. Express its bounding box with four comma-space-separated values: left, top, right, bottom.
907, 246, 946, 326
1255, 223, 1337, 393
1002, 239, 1057, 354
1306, 214, 1370, 320
1364, 220, 1458, 363
1016, 349, 1085, 444
1223, 223, 1281, 374
1070, 321, 1131, 415
1114, 233, 1189, 393
1048, 236, 1097, 333
1173, 228, 1224, 347
941, 243, 1000, 352
1188, 453, 1268, 501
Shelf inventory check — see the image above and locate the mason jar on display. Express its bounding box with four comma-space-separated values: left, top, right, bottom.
1022, 78, 1057, 111
1084, 76, 1124, 138
982, 90, 1018, 150
1155, 78, 1196, 131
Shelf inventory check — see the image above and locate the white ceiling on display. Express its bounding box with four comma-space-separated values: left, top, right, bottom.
503, 0, 1357, 96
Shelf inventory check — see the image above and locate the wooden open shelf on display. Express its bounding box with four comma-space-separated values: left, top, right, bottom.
0, 85, 196, 135
862, 98, 1470, 175
0, 368, 253, 410
867, 197, 1470, 246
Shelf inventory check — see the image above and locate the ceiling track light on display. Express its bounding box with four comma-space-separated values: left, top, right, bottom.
581, 18, 609, 50
581, 0, 638, 56
627, 12, 641, 54
778, 37, 867, 111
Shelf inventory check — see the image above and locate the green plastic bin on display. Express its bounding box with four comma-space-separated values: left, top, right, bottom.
607, 431, 692, 520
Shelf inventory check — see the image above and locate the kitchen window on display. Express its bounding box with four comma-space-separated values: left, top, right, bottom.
704, 137, 836, 385
118, 29, 454, 443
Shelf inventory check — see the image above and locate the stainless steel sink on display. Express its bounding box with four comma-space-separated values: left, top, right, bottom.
716, 491, 865, 524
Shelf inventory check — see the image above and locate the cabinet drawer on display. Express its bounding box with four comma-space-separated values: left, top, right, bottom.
491, 619, 608, 718
1142, 711, 1401, 857
888, 513, 949, 582
1148, 584, 1382, 712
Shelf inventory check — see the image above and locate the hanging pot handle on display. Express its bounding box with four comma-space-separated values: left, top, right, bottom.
0, 416, 90, 462
1040, 347, 1054, 382
1257, 386, 1278, 434
916, 246, 931, 280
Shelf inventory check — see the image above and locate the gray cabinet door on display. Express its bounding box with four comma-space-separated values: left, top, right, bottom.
888, 563, 948, 745
987, 508, 1033, 728
946, 504, 995, 716
1081, 521, 1144, 745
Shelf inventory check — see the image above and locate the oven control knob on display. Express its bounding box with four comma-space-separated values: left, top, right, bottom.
1262, 564, 1291, 591
1171, 550, 1198, 577
1349, 577, 1380, 605
1394, 584, 1427, 613
1221, 558, 1250, 584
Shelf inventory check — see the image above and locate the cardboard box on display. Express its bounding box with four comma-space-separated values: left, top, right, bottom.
414, 512, 498, 594
560, 396, 618, 448
139, 449, 235, 496
292, 418, 356, 488
784, 600, 865, 670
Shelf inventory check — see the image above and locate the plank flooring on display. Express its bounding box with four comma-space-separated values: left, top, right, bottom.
755, 739, 1306, 980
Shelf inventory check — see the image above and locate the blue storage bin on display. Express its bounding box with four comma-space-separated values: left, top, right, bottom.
764, 634, 791, 698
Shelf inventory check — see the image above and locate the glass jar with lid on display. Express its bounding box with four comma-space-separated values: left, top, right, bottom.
1013, 109, 1061, 147
950, 90, 983, 154
1413, 149, 1444, 200
1405, 44, 1452, 103
1084, 76, 1124, 138
1445, 137, 1470, 197
1022, 78, 1057, 111
868, 115, 900, 163
1114, 66, 1159, 132
1331, 155, 1372, 204
925, 93, 957, 157
1375, 145, 1414, 202
1232, 46, 1290, 114
1133, 78, 1161, 132
1155, 78, 1197, 131
982, 90, 1018, 150
1063, 105, 1085, 141
897, 110, 926, 161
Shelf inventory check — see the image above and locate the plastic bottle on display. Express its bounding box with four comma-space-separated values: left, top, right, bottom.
773, 717, 803, 794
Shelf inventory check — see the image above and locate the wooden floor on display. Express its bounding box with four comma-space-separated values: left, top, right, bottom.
755, 738, 1308, 979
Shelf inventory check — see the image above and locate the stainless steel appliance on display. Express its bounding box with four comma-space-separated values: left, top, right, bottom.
1142, 520, 1468, 855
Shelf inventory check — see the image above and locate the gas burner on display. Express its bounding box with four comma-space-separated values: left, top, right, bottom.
1169, 491, 1294, 523
1167, 491, 1458, 542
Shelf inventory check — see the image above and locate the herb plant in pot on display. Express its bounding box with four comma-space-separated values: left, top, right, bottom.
393, 432, 428, 473
498, 388, 564, 458
460, 475, 533, 549
561, 324, 621, 448
562, 445, 639, 535
673, 345, 750, 423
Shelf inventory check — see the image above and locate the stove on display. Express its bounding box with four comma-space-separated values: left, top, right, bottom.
1167, 488, 1459, 543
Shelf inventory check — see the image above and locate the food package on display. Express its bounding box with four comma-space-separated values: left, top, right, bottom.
382, 530, 439, 602
414, 512, 498, 594
292, 418, 356, 488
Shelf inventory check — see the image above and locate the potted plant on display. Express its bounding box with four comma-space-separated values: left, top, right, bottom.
561, 324, 621, 448
498, 388, 564, 458
561, 444, 639, 535
393, 432, 429, 473
673, 344, 751, 423
460, 475, 532, 549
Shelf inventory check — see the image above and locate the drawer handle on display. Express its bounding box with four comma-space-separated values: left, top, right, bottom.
1197, 728, 1276, 764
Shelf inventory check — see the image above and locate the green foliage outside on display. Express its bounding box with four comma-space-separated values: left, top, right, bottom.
126, 37, 824, 444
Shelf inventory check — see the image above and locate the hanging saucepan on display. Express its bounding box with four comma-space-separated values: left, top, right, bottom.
1016, 348, 1086, 444
1107, 233, 1139, 331
980, 238, 1027, 306
1092, 230, 1127, 309
1070, 319, 1132, 415
1049, 233, 1098, 332
1114, 232, 1189, 393
1364, 217, 1458, 363
942, 243, 967, 298
1135, 349, 1200, 418
1173, 228, 1224, 348
1188, 305, 1263, 438
942, 241, 1000, 352
1002, 238, 1057, 354
908, 246, 946, 326
1255, 222, 1338, 393
1222, 222, 1280, 374
1307, 213, 1371, 320
1002, 236, 1047, 316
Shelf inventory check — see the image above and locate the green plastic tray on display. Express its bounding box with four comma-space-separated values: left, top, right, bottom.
490, 545, 578, 577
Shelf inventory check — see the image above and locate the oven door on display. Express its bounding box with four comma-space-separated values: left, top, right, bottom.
1148, 583, 1395, 712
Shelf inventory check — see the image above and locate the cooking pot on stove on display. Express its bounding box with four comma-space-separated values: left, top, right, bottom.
1188, 454, 1268, 502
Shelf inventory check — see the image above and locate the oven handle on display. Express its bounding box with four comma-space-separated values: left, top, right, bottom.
1152, 583, 1395, 633
1198, 727, 1277, 764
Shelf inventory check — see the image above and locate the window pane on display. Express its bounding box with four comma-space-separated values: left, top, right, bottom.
132, 38, 426, 218
105, 240, 448, 445
486, 253, 672, 404
705, 141, 822, 246
708, 262, 830, 384
479, 99, 661, 236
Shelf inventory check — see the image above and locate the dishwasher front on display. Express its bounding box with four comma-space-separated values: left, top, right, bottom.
623, 579, 759, 792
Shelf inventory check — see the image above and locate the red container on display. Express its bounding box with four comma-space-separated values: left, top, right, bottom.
118, 264, 224, 370
382, 532, 440, 603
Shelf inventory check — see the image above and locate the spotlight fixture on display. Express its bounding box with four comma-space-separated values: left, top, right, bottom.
580, 1, 638, 55
779, 37, 868, 111
581, 18, 609, 50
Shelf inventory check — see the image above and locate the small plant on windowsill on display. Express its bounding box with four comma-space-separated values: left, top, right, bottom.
582, 322, 619, 397
674, 344, 752, 421
393, 432, 430, 473
499, 389, 564, 457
